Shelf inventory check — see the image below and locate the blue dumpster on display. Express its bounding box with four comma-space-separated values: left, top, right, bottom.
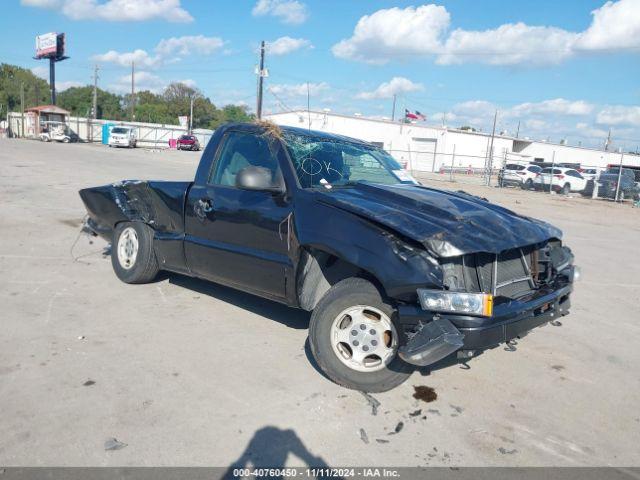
102, 123, 114, 144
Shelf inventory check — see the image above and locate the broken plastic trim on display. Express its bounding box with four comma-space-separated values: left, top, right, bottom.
398, 318, 464, 367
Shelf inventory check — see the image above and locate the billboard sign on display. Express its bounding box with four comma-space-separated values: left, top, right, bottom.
35, 33, 58, 58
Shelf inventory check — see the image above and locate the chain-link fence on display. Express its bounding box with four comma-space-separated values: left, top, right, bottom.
6, 112, 214, 149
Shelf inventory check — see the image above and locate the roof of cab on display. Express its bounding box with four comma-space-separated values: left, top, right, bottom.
219, 122, 372, 146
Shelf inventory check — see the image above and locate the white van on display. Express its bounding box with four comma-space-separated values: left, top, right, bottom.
108, 126, 137, 148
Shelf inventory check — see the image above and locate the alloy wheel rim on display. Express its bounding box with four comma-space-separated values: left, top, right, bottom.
329, 305, 398, 373
117, 227, 139, 270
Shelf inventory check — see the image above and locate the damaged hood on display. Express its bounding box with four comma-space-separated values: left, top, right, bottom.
316, 182, 561, 258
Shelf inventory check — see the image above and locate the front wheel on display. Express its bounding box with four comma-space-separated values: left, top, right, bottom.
309, 278, 412, 392
111, 222, 159, 284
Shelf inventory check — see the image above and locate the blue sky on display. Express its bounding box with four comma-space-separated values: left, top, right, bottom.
2, 0, 639, 149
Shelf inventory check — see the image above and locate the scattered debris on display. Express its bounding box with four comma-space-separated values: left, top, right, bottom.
498, 447, 518, 455
409, 409, 422, 417
551, 365, 565, 371
142, 399, 153, 408
413, 385, 437, 403
428, 409, 441, 416
360, 391, 381, 416
359, 428, 369, 444
450, 404, 464, 414
77, 335, 86, 340
375, 439, 390, 444
394, 422, 404, 434
83, 380, 96, 387
104, 438, 127, 451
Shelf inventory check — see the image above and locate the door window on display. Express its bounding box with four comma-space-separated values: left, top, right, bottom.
209, 131, 281, 186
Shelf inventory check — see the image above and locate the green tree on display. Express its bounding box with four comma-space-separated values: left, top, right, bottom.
0, 63, 50, 116
58, 86, 124, 119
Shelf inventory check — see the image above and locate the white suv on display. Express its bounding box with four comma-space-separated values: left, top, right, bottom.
108, 126, 137, 148
499, 163, 542, 189
533, 167, 587, 194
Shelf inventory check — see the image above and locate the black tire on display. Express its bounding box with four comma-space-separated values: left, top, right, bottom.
523, 179, 533, 190
561, 183, 571, 195
111, 222, 159, 284
309, 277, 413, 392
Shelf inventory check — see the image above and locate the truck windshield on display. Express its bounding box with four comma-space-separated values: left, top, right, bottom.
283, 133, 414, 188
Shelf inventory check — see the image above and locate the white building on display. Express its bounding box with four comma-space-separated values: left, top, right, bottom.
267, 110, 638, 172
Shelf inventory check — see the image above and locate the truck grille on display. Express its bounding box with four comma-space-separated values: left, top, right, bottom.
441, 245, 539, 299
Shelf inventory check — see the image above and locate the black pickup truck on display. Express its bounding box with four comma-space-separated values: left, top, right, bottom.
80, 122, 578, 392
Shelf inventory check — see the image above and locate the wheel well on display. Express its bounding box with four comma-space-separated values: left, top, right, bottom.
296, 247, 386, 311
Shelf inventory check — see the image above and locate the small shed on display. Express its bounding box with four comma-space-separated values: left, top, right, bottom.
25, 105, 70, 136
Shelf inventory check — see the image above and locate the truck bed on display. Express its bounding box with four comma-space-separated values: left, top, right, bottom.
79, 180, 192, 240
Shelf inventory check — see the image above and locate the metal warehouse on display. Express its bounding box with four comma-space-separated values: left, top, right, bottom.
267, 110, 639, 172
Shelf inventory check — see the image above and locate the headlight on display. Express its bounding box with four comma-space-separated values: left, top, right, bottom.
417, 289, 493, 316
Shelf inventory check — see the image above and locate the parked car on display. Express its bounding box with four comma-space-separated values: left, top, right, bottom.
39, 121, 77, 143
533, 167, 587, 194
80, 122, 578, 392
108, 126, 137, 148
583, 167, 640, 200
177, 134, 200, 151
579, 167, 601, 182
498, 163, 542, 189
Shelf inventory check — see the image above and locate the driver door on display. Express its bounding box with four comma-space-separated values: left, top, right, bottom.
184, 130, 293, 300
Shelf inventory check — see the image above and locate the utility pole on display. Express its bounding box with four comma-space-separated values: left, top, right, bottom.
20, 83, 25, 137
92, 65, 99, 120
189, 95, 194, 134
391, 94, 396, 121
130, 61, 135, 122
256, 40, 266, 119
486, 110, 498, 185
614, 152, 624, 202
515, 120, 520, 138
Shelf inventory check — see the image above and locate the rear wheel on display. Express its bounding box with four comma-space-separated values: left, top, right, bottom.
111, 222, 159, 284
309, 278, 412, 392
523, 179, 533, 190
561, 183, 571, 195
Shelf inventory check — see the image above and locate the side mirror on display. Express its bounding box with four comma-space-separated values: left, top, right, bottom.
236, 166, 285, 194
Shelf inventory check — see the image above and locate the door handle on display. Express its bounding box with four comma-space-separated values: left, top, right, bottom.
198, 198, 213, 213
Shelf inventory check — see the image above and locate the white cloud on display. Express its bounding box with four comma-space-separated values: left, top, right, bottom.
438, 23, 577, 66
267, 36, 313, 56
270, 82, 329, 97
596, 106, 640, 126
22, 0, 193, 22
252, 0, 308, 25
109, 71, 166, 93
509, 99, 594, 117
57, 80, 84, 91
575, 0, 640, 51
93, 49, 161, 69
179, 79, 197, 89
31, 66, 49, 79
332, 5, 449, 65
21, 0, 60, 6
156, 35, 225, 56
333, 0, 640, 66
93, 35, 224, 69
356, 77, 423, 100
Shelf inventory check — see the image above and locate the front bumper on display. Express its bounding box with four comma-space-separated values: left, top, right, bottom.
109, 138, 131, 146
398, 272, 574, 366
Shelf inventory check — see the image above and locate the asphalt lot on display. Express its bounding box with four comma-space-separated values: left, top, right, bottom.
1, 138, 639, 467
